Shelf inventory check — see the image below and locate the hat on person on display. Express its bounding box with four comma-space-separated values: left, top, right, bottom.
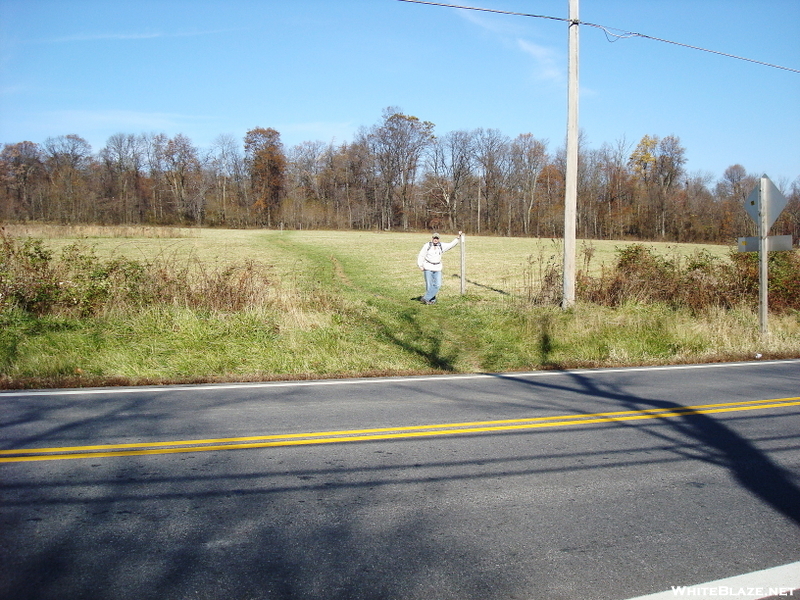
432, 233, 440, 239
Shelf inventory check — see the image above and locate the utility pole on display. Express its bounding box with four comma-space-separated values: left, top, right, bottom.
562, 0, 580, 309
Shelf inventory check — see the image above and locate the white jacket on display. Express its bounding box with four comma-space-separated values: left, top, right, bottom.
417, 237, 459, 272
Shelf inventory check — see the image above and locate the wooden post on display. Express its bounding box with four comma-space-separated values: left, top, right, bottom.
562, 0, 580, 309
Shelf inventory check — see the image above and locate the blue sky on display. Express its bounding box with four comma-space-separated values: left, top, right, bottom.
1, 0, 798, 184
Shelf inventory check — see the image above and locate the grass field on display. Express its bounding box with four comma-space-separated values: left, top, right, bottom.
1, 225, 797, 389
0, 223, 734, 291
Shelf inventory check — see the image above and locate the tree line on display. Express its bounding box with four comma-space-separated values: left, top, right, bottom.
1, 106, 798, 243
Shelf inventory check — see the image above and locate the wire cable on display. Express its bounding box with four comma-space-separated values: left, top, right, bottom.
396, 0, 569, 24
396, 0, 800, 74
610, 29, 800, 74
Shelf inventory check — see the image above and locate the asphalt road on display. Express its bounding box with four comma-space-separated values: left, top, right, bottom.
1, 360, 799, 600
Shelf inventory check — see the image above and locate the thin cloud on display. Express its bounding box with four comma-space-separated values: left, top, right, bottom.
37, 28, 246, 44
517, 39, 563, 82
457, 10, 563, 83
48, 32, 164, 43
458, 9, 526, 37
0, 84, 28, 97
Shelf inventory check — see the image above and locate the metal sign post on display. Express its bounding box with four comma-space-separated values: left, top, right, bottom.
759, 180, 769, 336
460, 232, 466, 295
739, 175, 790, 336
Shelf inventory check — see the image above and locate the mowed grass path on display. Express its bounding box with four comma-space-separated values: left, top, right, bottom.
2, 226, 796, 388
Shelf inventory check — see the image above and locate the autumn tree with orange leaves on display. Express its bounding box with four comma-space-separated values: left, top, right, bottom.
245, 127, 286, 227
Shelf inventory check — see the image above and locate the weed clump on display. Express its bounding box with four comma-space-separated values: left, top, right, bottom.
558, 243, 798, 314
0, 231, 273, 317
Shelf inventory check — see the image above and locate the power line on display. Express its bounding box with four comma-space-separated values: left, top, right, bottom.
396, 0, 569, 24
597, 27, 800, 74
396, 0, 800, 74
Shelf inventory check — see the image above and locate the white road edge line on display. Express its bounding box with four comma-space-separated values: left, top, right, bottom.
624, 560, 800, 600
2, 359, 799, 397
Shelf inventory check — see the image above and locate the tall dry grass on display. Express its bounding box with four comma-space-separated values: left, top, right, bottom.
0, 231, 275, 316
2, 223, 197, 239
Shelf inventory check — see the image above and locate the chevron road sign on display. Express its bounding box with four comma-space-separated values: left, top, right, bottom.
740, 175, 793, 336
744, 175, 788, 231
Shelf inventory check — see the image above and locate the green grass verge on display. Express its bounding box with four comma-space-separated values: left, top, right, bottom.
1, 226, 798, 389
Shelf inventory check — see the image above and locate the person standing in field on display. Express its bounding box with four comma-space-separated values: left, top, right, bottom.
417, 232, 461, 304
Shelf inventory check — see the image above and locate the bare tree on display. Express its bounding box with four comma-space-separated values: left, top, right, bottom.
99, 133, 146, 223
629, 134, 686, 238
593, 138, 635, 239
715, 164, 759, 238
509, 133, 548, 236
424, 129, 475, 230
42, 134, 94, 222
210, 134, 248, 225
474, 128, 511, 235
368, 107, 434, 230
0, 141, 44, 220
161, 134, 201, 223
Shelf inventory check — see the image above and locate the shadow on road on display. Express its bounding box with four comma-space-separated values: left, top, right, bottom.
491, 370, 800, 526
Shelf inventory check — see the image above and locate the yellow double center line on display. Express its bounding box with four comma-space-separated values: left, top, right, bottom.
2, 397, 799, 463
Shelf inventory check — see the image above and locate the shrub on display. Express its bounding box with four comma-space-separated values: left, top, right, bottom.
580, 244, 680, 307
0, 232, 275, 317
728, 250, 800, 312
572, 243, 800, 313
0, 234, 60, 315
